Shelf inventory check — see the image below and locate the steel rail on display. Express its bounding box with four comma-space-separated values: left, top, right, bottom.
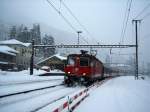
0, 84, 64, 98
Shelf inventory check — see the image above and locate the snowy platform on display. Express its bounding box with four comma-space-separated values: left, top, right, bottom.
0, 69, 64, 85
75, 76, 150, 112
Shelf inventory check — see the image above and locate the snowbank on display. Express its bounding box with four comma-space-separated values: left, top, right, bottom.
75, 76, 150, 112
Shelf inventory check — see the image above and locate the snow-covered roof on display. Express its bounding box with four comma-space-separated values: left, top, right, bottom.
55, 54, 67, 60
109, 63, 131, 67
23, 43, 31, 47
0, 39, 31, 47
0, 46, 18, 56
37, 54, 67, 65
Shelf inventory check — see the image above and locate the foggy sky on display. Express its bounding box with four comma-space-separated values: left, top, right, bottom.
0, 0, 150, 65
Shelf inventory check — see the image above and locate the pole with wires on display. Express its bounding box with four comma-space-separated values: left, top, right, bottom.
30, 40, 34, 75
132, 19, 141, 80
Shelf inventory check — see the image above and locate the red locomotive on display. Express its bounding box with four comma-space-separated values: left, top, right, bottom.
64, 50, 104, 86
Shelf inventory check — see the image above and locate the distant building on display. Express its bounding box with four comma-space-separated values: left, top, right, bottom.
17, 26, 31, 43
0, 39, 31, 70
0, 24, 9, 40
9, 26, 17, 40
0, 46, 18, 70
36, 54, 67, 71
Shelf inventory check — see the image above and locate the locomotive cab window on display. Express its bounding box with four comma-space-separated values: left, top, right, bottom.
80, 57, 89, 66
67, 57, 75, 65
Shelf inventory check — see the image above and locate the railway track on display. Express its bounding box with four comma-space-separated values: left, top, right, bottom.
0, 78, 63, 86
35, 77, 114, 112
0, 76, 115, 112
0, 79, 64, 98
0, 85, 65, 105
0, 76, 84, 112
0, 86, 83, 112
0, 84, 64, 98
32, 88, 81, 112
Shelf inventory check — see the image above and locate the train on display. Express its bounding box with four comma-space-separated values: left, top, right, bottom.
64, 50, 105, 86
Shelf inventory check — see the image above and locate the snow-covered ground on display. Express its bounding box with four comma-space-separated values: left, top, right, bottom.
75, 76, 150, 112
0, 68, 64, 77
1, 70, 150, 112
0, 69, 64, 85
0, 86, 82, 112
0, 69, 76, 112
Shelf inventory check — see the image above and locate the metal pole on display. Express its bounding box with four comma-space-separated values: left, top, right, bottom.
132, 20, 141, 79
135, 20, 138, 79
77, 31, 82, 45
30, 40, 34, 75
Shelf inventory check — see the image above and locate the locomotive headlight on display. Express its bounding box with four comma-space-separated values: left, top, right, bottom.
83, 73, 86, 76
68, 72, 70, 74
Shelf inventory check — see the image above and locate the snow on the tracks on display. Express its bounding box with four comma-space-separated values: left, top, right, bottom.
75, 76, 150, 112
0, 80, 63, 96
0, 69, 65, 96
0, 86, 64, 105
0, 87, 82, 112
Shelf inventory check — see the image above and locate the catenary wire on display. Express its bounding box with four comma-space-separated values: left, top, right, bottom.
141, 12, 150, 20
119, 0, 132, 55
46, 0, 77, 32
46, 0, 90, 44
120, 0, 130, 44
134, 3, 150, 19
121, 0, 133, 44
61, 0, 100, 44
61, 1, 93, 38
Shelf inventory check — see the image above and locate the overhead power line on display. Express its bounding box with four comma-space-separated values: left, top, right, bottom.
120, 0, 133, 44
46, 0, 90, 44
61, 0, 101, 44
141, 12, 150, 20
119, 0, 132, 55
80, 35, 89, 44
120, 0, 130, 44
134, 3, 150, 19
46, 0, 77, 32
61, 1, 93, 38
